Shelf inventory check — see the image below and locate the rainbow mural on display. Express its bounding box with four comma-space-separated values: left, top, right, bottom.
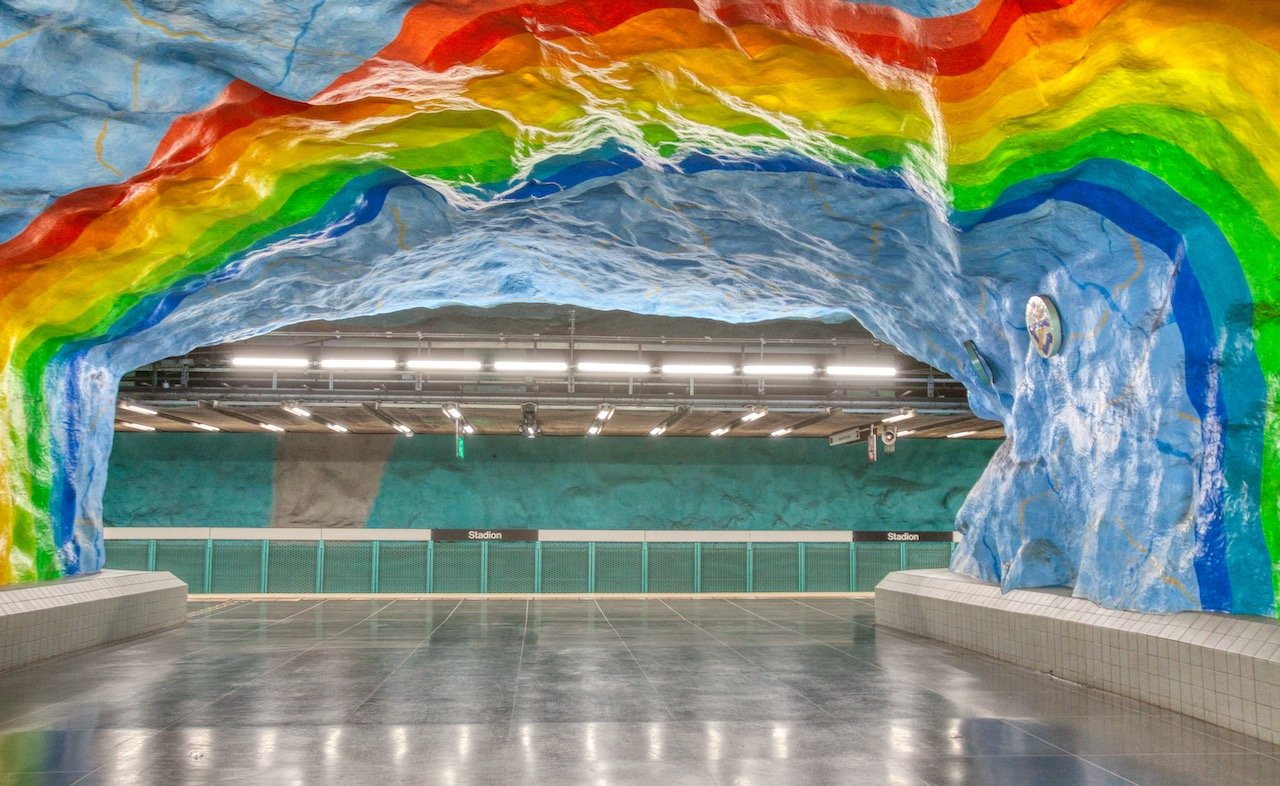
0, 0, 1275, 614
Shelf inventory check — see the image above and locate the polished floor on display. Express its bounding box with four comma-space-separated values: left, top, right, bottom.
1, 598, 1278, 785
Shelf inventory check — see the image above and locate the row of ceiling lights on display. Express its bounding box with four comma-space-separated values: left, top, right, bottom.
230, 356, 898, 378
118, 401, 979, 439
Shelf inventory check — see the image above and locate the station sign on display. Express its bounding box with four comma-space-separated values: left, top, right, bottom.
431, 529, 539, 542
850, 531, 956, 543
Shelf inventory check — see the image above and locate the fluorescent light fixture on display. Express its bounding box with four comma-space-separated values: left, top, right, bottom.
191, 422, 221, 432
119, 403, 158, 416
325, 422, 350, 433
319, 358, 397, 370
577, 361, 652, 374
649, 405, 691, 437
119, 421, 155, 432
442, 403, 463, 420
587, 404, 615, 437
406, 359, 482, 371
770, 428, 793, 437
709, 426, 731, 437
260, 423, 285, 433
661, 363, 735, 376
882, 409, 916, 424
742, 364, 815, 376
493, 360, 568, 372
283, 405, 312, 418
740, 408, 767, 423
896, 430, 915, 437
462, 423, 476, 435
825, 365, 897, 377
362, 402, 415, 437
946, 430, 976, 439
231, 356, 309, 368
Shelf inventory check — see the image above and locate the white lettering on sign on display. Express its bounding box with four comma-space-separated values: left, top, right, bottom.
886, 532, 920, 542
468, 530, 503, 540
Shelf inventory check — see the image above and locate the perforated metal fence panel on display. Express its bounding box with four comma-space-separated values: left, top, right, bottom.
906, 543, 953, 570
540, 543, 590, 593
266, 541, 319, 593
210, 540, 263, 593
488, 542, 536, 593
104, 539, 150, 571
433, 541, 483, 593
109, 535, 952, 595
594, 543, 644, 592
153, 540, 207, 591
752, 543, 799, 592
804, 543, 852, 592
855, 543, 902, 592
323, 542, 375, 593
701, 543, 749, 592
377, 542, 429, 593
647, 543, 696, 593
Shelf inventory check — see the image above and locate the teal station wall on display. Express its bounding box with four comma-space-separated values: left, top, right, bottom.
104, 432, 1000, 531
105, 432, 278, 527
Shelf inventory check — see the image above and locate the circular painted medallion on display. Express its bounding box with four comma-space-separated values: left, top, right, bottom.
1025, 294, 1063, 358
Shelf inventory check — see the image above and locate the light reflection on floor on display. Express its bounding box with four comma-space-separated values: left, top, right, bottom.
1, 598, 1278, 785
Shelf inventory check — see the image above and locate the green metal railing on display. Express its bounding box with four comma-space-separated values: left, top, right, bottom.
104, 530, 954, 594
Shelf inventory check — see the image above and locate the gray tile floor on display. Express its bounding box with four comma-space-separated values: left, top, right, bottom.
1, 598, 1277, 785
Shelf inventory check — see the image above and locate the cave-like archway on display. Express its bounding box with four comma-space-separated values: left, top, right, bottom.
0, 0, 1275, 615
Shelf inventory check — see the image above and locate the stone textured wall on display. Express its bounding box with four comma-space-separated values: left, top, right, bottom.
104, 433, 999, 531
0, 1, 1276, 615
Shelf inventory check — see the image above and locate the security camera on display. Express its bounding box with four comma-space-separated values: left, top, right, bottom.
882, 425, 898, 453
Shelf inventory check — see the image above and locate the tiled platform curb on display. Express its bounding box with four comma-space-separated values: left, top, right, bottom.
0, 569, 187, 672
876, 569, 1280, 743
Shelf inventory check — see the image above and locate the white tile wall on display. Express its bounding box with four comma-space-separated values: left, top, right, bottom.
875, 569, 1280, 744
0, 569, 187, 673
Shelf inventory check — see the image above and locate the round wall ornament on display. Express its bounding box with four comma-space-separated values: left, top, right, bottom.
1025, 294, 1063, 358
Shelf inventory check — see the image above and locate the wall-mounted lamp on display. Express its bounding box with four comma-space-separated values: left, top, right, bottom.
520, 402, 542, 439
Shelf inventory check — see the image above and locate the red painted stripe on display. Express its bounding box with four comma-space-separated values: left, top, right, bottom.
1, 84, 307, 266
1, 0, 1081, 266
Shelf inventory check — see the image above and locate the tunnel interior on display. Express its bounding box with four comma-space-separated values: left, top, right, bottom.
0, 0, 1274, 616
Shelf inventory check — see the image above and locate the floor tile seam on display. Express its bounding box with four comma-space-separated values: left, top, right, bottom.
5, 720, 164, 786
343, 598, 468, 718
1159, 714, 1280, 759
1079, 751, 1280, 758
177, 599, 330, 661
148, 599, 401, 733
505, 599, 532, 744
798, 595, 911, 639
992, 717, 1080, 759
655, 600, 841, 721
593, 600, 680, 722
185, 599, 249, 620
1001, 715, 1185, 782
720, 599, 882, 670
786, 598, 859, 622
997, 731, 1144, 786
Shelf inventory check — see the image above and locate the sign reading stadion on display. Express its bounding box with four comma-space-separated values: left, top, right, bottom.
432, 529, 539, 542
850, 531, 956, 543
